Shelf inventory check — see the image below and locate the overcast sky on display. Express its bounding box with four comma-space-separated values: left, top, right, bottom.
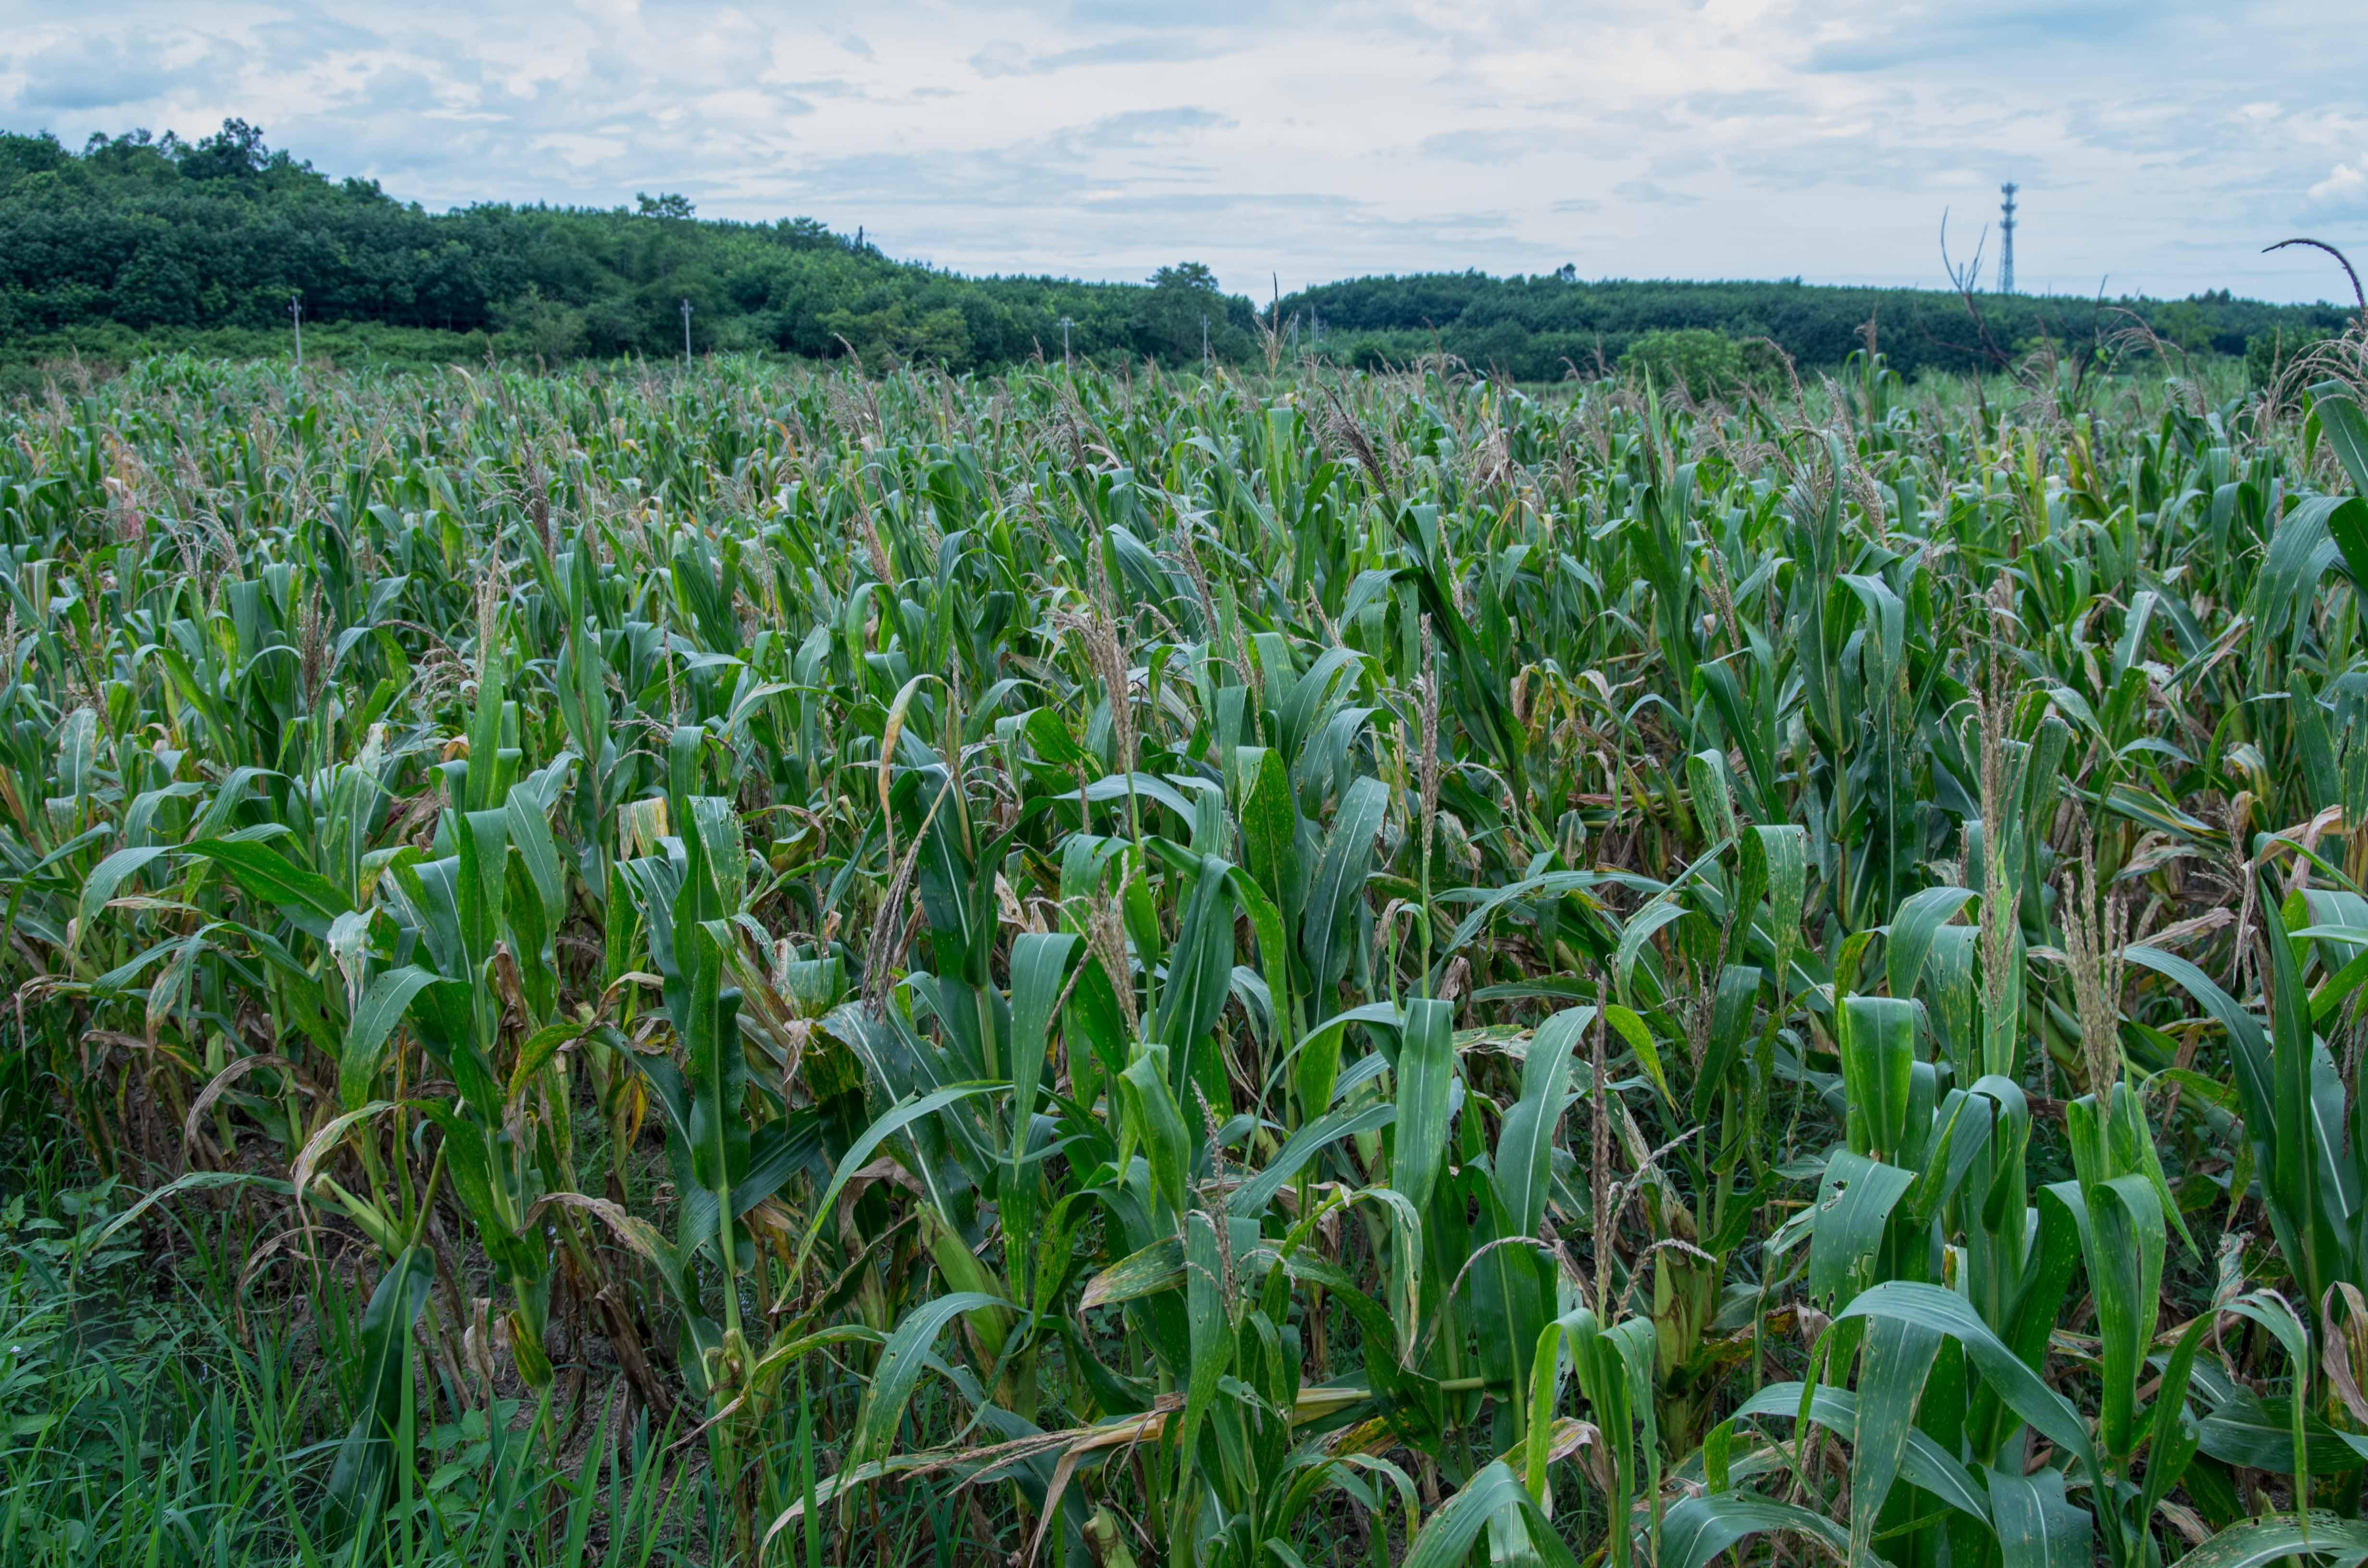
3, 0, 2365, 304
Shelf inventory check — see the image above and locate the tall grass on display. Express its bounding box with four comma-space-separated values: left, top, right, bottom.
2, 338, 2368, 1567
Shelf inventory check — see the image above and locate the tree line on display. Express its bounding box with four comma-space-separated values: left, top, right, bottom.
0, 119, 2350, 382
1293, 272, 2356, 383
0, 122, 1258, 373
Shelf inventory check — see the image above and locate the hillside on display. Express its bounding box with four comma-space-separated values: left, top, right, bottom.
0, 118, 2353, 381
0, 121, 1259, 374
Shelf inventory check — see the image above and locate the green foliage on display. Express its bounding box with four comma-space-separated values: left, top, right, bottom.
1616, 328, 1767, 400
0, 122, 1262, 374
2, 344, 2368, 1568
4, 119, 2348, 391
2250, 325, 2344, 388
1290, 272, 2348, 382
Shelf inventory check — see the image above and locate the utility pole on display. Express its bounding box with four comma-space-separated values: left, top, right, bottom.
681, 298, 693, 364
1058, 316, 1075, 369
1201, 313, 1209, 368
290, 295, 303, 368
1998, 183, 2018, 294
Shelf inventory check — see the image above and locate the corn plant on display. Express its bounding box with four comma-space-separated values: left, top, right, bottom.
6, 348, 2368, 1568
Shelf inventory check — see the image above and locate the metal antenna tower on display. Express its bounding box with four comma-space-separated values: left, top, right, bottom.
1998, 183, 2018, 294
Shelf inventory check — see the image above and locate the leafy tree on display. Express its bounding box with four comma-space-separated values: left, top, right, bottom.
1619, 328, 1745, 398
2247, 326, 2340, 388
178, 118, 270, 182
1137, 261, 1231, 364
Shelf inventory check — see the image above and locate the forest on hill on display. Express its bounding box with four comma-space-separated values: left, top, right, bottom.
0, 118, 2354, 382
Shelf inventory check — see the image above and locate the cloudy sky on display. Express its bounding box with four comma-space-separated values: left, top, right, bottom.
3, 0, 2364, 304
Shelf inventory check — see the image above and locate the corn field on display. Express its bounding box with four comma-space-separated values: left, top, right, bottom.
8, 343, 2368, 1568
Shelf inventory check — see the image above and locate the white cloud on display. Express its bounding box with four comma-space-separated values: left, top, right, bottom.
0, 0, 2361, 302
1420, 130, 1521, 167
2310, 161, 2368, 216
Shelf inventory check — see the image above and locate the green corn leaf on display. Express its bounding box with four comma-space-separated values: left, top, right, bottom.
1754, 823, 1810, 981
453, 808, 511, 978
1230, 1100, 1395, 1218
2247, 496, 2348, 658
1982, 1465, 2090, 1568
76, 844, 171, 931
1843, 1280, 2095, 1477
1885, 885, 1974, 1004
1565, 1309, 1657, 1568
1299, 774, 1388, 994
2135, 1316, 2212, 1527
1525, 1319, 1568, 1503
1732, 1383, 1989, 1523
185, 837, 355, 939
2169, 1513, 2368, 1568
2124, 943, 2266, 1059
1277, 1000, 1402, 1120
1603, 1003, 1672, 1107
2315, 382, 2368, 498
1154, 853, 1237, 1084
1686, 749, 1738, 844
2195, 1391, 2368, 1477
2329, 496, 2368, 600
324, 1246, 435, 1533
1224, 866, 1296, 1078
1490, 1004, 1595, 1240
506, 1018, 588, 1105
1391, 995, 1457, 1216
504, 849, 557, 1023
1849, 1312, 1942, 1566
683, 919, 749, 1240
1660, 1493, 1850, 1568
1006, 930, 1079, 1178
1691, 964, 1763, 1122
1174, 1211, 1232, 1484
848, 1291, 1007, 1467
1438, 868, 1616, 955
2062, 1166, 2166, 1462
1079, 1237, 1185, 1310
505, 779, 568, 926
1838, 995, 1917, 1161
1120, 1045, 1192, 1222
2258, 890, 2337, 1311
1277, 645, 1362, 761
1081, 770, 1200, 832
340, 964, 440, 1112
1612, 894, 1688, 1003
1400, 1460, 1580, 1568
1807, 1152, 1915, 1308
791, 1078, 1011, 1277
